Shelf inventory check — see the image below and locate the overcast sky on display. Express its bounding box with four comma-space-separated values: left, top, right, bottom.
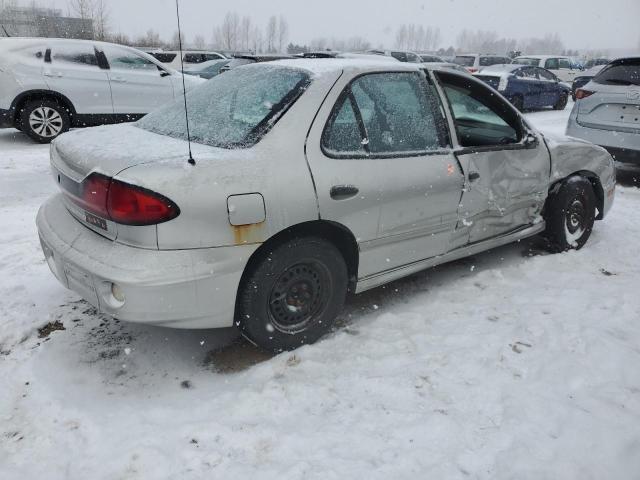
50, 0, 640, 50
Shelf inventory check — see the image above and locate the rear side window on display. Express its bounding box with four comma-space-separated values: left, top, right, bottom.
594, 59, 640, 86
183, 53, 205, 63
50, 44, 99, 67
545, 58, 559, 70
537, 68, 557, 81
322, 72, 445, 157
390, 52, 409, 62
516, 67, 538, 79
558, 58, 571, 69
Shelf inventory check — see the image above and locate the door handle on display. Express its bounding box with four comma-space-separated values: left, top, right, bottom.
330, 185, 359, 201
468, 172, 480, 182
111, 76, 127, 83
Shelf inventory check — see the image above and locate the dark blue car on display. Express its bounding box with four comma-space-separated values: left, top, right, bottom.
474, 64, 571, 111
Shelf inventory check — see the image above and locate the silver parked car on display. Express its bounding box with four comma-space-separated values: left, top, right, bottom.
37, 60, 616, 351
0, 38, 203, 143
567, 57, 640, 165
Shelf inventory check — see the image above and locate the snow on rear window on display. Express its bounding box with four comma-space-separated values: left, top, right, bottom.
137, 65, 311, 148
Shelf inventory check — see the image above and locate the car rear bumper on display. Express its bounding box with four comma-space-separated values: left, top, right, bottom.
566, 113, 640, 165
0, 107, 13, 128
36, 194, 259, 329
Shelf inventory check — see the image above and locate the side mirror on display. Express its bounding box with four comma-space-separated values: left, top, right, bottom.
160, 70, 171, 77
524, 132, 537, 146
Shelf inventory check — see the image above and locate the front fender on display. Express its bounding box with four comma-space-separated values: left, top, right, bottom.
545, 135, 616, 218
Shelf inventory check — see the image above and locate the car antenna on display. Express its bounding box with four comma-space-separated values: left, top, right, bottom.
175, 0, 195, 166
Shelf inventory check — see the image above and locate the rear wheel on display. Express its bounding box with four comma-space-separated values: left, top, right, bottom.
236, 236, 348, 352
554, 93, 568, 110
543, 176, 596, 252
20, 99, 70, 143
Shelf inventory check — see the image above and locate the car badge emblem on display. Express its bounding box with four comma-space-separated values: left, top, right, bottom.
628, 89, 640, 100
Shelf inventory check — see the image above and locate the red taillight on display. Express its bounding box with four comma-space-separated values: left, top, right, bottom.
107, 179, 179, 226
67, 173, 179, 226
575, 89, 594, 100
467, 67, 478, 73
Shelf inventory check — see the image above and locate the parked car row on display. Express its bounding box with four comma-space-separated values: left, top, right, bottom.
36, 59, 616, 351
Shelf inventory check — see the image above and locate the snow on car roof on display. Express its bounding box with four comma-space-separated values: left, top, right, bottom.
269, 58, 420, 76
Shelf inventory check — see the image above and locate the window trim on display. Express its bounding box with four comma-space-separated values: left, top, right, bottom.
321, 71, 451, 160
433, 70, 537, 154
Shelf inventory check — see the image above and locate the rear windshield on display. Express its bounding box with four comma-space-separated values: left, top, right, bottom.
227, 58, 255, 69
137, 66, 310, 148
512, 58, 539, 66
593, 59, 640, 86
480, 56, 509, 66
453, 56, 475, 66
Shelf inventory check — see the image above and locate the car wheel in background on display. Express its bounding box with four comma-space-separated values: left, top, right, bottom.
543, 176, 596, 252
236, 236, 348, 352
20, 99, 70, 143
511, 95, 524, 111
554, 93, 568, 110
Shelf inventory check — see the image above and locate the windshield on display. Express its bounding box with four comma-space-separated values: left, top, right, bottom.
593, 59, 640, 86
453, 56, 475, 66
137, 65, 311, 148
512, 58, 539, 66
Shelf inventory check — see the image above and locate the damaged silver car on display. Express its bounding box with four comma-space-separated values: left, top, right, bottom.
37, 60, 616, 351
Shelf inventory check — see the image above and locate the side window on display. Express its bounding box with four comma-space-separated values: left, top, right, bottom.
516, 67, 537, 79
437, 73, 522, 148
103, 47, 158, 71
545, 58, 559, 70
50, 44, 99, 67
538, 68, 557, 81
390, 52, 408, 62
558, 58, 571, 69
322, 72, 445, 156
322, 96, 366, 155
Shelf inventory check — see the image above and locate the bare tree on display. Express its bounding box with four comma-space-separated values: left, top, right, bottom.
265, 15, 277, 53
67, 0, 93, 20
169, 30, 185, 50
214, 12, 240, 50
93, 0, 109, 41
277, 15, 288, 53
193, 34, 206, 49
250, 25, 263, 53
239, 16, 251, 50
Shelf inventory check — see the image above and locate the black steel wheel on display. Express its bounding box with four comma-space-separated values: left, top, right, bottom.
543, 176, 596, 252
236, 236, 348, 351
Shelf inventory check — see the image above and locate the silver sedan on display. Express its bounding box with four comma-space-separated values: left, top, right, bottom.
37, 59, 616, 351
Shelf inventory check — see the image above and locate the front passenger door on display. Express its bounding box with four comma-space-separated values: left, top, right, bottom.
435, 72, 550, 247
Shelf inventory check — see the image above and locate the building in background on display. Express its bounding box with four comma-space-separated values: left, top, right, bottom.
0, 5, 93, 39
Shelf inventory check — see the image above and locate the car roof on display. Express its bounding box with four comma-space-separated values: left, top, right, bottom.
515, 55, 569, 60
479, 64, 524, 73
269, 58, 421, 76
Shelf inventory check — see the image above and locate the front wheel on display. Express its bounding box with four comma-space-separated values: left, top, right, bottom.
543, 176, 596, 252
20, 99, 70, 143
236, 236, 348, 352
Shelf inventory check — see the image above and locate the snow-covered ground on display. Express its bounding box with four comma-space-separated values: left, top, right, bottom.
1, 104, 640, 479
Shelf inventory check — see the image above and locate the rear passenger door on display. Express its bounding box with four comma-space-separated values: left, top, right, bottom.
100, 45, 175, 114
44, 42, 113, 115
306, 71, 465, 279
434, 72, 550, 247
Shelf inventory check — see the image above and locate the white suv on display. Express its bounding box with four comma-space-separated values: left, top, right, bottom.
0, 38, 204, 143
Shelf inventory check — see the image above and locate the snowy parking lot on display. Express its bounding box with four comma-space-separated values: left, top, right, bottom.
1, 104, 640, 479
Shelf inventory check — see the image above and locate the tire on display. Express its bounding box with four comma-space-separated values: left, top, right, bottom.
511, 95, 524, 111
236, 236, 348, 352
553, 93, 568, 110
543, 176, 596, 252
20, 98, 70, 143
